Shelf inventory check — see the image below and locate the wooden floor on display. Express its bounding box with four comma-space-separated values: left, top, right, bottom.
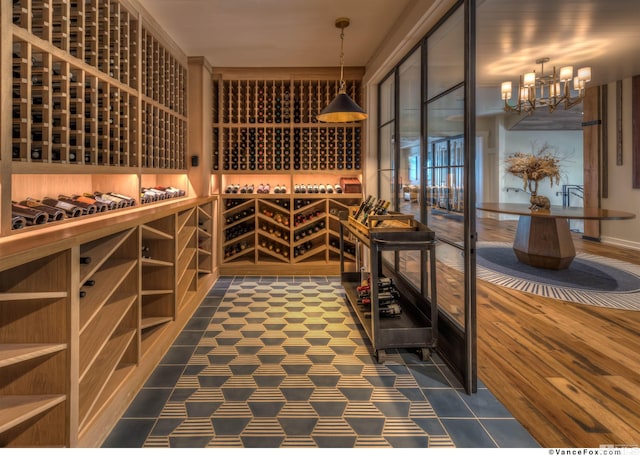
471, 216, 640, 448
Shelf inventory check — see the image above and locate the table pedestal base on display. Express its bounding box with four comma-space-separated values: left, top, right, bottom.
513, 216, 576, 270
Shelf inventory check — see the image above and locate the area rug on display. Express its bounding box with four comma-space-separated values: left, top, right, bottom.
473, 242, 640, 311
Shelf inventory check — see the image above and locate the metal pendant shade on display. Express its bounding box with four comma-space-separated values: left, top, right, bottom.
317, 17, 368, 123
317, 91, 367, 123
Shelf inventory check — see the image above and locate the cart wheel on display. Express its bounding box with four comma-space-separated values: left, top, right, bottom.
376, 349, 386, 363
419, 348, 431, 361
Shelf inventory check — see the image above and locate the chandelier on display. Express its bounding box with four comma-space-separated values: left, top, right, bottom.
500, 58, 591, 114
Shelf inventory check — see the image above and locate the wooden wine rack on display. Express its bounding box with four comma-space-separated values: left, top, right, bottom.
3, 0, 191, 238
0, 196, 216, 447
221, 194, 359, 275
11, 0, 140, 166
212, 68, 365, 274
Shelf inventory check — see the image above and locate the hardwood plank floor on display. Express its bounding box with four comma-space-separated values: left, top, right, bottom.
474, 216, 640, 447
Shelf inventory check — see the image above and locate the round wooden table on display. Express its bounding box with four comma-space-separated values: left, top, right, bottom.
477, 203, 636, 269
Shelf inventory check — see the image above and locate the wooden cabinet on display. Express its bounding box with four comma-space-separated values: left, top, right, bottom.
212, 69, 365, 274
0, 197, 217, 447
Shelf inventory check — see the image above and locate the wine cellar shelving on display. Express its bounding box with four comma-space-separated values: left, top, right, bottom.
11, 0, 140, 166
0, 252, 69, 447
140, 27, 187, 170
0, 197, 216, 447
77, 228, 138, 433
221, 194, 360, 273
212, 69, 365, 274
140, 215, 176, 353
5, 0, 190, 238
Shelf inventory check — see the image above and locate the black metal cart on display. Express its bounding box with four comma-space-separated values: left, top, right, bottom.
339, 217, 438, 363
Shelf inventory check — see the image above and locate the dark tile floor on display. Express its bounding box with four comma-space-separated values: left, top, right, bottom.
103, 276, 539, 448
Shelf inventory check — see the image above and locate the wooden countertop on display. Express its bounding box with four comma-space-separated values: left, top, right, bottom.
1, 196, 217, 271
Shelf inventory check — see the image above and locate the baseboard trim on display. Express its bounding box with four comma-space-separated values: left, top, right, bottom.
600, 236, 640, 251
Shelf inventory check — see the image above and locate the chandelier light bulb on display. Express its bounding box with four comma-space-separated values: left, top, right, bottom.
501, 81, 512, 100
559, 66, 573, 82
523, 72, 536, 87
578, 67, 591, 82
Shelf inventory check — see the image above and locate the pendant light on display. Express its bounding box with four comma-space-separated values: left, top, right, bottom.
317, 17, 368, 123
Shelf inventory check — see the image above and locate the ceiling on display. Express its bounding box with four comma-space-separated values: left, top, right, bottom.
136, 0, 414, 68
137, 0, 640, 129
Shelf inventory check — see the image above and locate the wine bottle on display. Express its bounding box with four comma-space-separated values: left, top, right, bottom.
20, 198, 65, 222
58, 194, 97, 215
354, 195, 372, 219
80, 256, 91, 264
11, 214, 27, 230
83, 279, 96, 286
41, 197, 83, 217
11, 202, 48, 226
370, 201, 391, 227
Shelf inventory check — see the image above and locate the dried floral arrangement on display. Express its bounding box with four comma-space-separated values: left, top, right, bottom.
505, 142, 561, 195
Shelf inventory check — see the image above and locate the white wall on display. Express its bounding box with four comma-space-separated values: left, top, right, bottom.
601, 77, 640, 249
498, 126, 584, 207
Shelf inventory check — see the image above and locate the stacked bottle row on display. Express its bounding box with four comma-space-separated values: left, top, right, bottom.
293, 126, 361, 170
220, 79, 362, 124
140, 186, 186, 204
221, 196, 360, 265
12, 0, 139, 90
12, 38, 137, 165
220, 126, 361, 171
292, 79, 362, 124
222, 127, 292, 171
11, 192, 136, 230
141, 101, 187, 169
140, 28, 187, 116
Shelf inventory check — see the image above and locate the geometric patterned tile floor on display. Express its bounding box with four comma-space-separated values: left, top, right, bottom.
103, 276, 540, 448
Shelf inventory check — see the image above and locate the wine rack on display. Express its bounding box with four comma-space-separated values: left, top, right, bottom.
77, 228, 138, 432
0, 252, 69, 447
0, 196, 216, 447
197, 201, 214, 279
5, 0, 191, 238
176, 207, 198, 309
220, 194, 360, 274
140, 215, 176, 354
11, 0, 140, 166
140, 27, 187, 170
212, 68, 365, 274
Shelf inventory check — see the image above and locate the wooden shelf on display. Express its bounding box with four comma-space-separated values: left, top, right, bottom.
0, 395, 66, 435
141, 225, 174, 241
79, 258, 137, 331
79, 328, 136, 427
141, 257, 173, 268
79, 293, 137, 379
0, 344, 67, 369
0, 292, 67, 302
141, 316, 173, 331
79, 229, 136, 283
